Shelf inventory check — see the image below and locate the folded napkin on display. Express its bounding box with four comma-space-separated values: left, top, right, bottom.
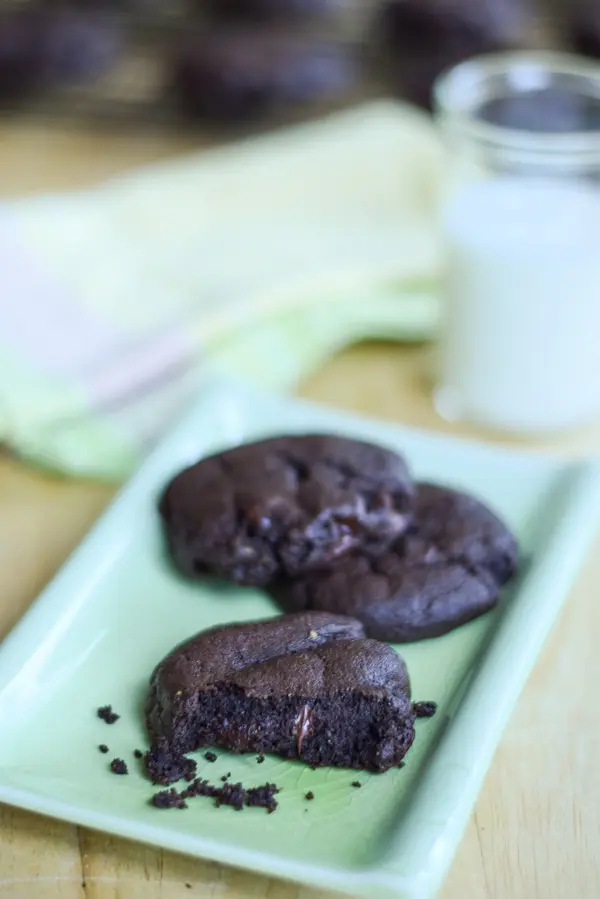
0, 100, 445, 480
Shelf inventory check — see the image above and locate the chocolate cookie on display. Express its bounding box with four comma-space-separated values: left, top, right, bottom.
268, 483, 518, 642
171, 34, 356, 123
373, 0, 531, 109
146, 612, 415, 772
159, 434, 413, 586
270, 555, 499, 642
409, 483, 518, 586
204, 0, 342, 22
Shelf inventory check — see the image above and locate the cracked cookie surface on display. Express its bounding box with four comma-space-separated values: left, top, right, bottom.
268, 483, 518, 642
159, 434, 413, 586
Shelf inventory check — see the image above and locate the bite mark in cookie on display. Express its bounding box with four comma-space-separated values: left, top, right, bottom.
146, 612, 415, 772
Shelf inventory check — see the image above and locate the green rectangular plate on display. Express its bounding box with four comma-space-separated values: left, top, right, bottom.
0, 378, 599, 899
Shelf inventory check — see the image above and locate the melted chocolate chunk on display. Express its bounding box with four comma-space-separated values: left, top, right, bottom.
293, 704, 313, 754
269, 483, 517, 643
160, 435, 412, 586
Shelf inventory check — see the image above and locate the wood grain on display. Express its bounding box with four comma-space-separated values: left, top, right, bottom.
0, 124, 598, 899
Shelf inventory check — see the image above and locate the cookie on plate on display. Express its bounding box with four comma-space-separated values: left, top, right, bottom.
146, 611, 416, 772
268, 483, 518, 642
408, 482, 518, 585
269, 553, 500, 643
159, 434, 414, 587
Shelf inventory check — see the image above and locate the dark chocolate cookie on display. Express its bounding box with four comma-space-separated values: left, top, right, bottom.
204, 0, 342, 23
0, 13, 43, 102
171, 33, 356, 123
268, 483, 518, 642
38, 10, 122, 83
270, 554, 499, 642
146, 611, 415, 772
568, 2, 600, 59
373, 0, 532, 109
159, 434, 413, 586
408, 483, 518, 585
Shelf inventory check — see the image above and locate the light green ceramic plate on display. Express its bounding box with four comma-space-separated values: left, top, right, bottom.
0, 379, 599, 899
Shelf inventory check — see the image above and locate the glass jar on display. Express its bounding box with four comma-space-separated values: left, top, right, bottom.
433, 52, 600, 433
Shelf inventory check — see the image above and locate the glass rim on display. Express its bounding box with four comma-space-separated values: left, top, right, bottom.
433, 51, 600, 156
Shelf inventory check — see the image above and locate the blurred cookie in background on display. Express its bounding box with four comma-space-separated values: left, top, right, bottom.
171, 31, 358, 122
565, 1, 600, 58
202, 0, 347, 23
0, 8, 122, 103
38, 10, 123, 83
372, 0, 541, 109
0, 11, 42, 103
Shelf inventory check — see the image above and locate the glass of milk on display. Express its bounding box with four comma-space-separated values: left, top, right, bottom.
433, 52, 600, 433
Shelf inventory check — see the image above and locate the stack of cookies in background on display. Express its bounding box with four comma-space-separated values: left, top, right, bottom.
0, 0, 598, 130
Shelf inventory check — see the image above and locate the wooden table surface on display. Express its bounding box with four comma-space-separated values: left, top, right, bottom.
1, 122, 599, 899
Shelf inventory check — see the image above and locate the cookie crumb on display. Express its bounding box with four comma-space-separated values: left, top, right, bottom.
97, 705, 120, 724
98, 744, 109, 754
151, 789, 188, 809
110, 758, 128, 775
351, 781, 362, 788
180, 778, 219, 800
256, 754, 265, 764
134, 749, 143, 759
246, 783, 279, 813
145, 742, 197, 786
204, 751, 217, 763
153, 779, 279, 813
216, 782, 246, 811
305, 791, 314, 800
413, 701, 437, 719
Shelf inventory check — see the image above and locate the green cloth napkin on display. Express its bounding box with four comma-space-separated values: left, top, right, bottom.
0, 101, 444, 479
